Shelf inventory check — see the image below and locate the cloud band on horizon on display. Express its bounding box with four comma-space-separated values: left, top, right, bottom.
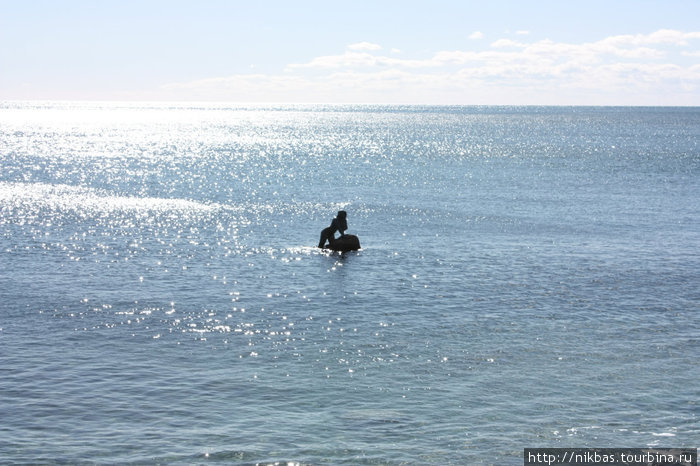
161, 29, 700, 105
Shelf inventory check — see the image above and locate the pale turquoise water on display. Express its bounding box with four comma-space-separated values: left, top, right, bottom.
0, 103, 698, 464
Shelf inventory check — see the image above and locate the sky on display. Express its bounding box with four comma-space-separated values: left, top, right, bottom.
1, 0, 700, 105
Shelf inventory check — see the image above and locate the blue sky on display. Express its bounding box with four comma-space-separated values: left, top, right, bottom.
2, 0, 699, 104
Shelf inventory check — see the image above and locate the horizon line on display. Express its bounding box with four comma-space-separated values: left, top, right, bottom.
2, 99, 700, 108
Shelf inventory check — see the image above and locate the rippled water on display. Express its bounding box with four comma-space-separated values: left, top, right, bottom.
1, 103, 698, 464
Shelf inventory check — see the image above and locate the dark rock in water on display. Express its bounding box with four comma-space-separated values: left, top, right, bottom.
325, 234, 361, 252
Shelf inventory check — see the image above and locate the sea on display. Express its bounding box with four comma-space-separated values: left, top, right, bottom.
0, 102, 698, 465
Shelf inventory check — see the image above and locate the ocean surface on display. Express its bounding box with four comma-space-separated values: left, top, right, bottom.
0, 102, 698, 464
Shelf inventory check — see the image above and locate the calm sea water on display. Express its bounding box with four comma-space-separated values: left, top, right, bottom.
0, 103, 698, 464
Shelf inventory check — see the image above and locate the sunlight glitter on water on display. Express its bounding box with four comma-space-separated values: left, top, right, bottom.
1, 103, 698, 464
0, 182, 223, 214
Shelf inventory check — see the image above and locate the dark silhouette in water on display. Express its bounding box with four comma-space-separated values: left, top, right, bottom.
318, 210, 348, 248
324, 234, 361, 252
318, 211, 361, 251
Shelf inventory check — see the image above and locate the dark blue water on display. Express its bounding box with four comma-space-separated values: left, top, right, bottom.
1, 103, 698, 464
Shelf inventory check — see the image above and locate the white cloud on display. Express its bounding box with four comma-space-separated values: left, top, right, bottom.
287, 51, 432, 70
516, 30, 530, 35
601, 29, 700, 47
160, 29, 700, 105
469, 31, 484, 40
347, 42, 382, 51
287, 51, 379, 70
491, 39, 527, 48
